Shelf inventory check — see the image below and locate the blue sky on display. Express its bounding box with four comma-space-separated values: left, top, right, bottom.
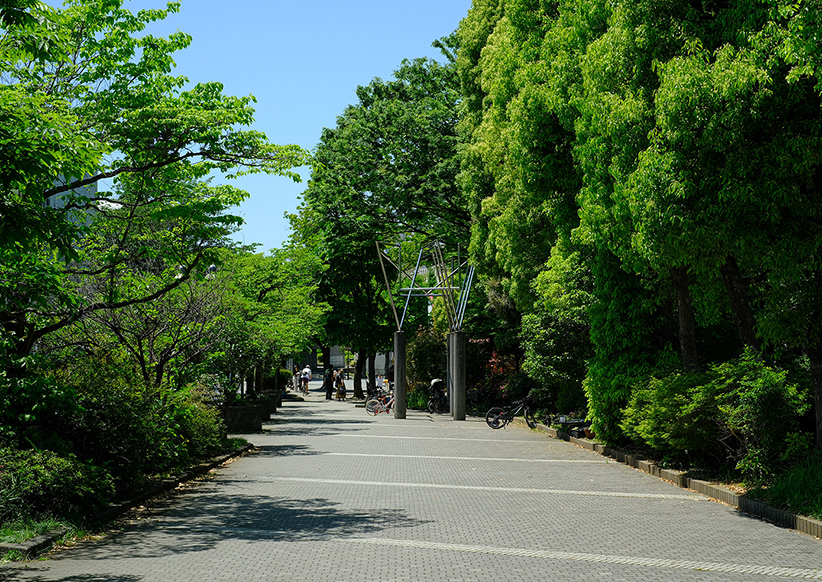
105, 0, 473, 252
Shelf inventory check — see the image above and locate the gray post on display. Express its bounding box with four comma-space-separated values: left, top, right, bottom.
450, 331, 466, 420
445, 332, 454, 417
394, 331, 407, 419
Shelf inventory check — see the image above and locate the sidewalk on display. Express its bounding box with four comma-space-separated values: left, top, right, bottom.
4, 393, 822, 581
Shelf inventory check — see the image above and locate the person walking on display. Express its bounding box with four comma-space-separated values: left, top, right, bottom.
335, 369, 346, 400
300, 365, 311, 395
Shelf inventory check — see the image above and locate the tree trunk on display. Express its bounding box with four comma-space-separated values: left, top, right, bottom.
672, 266, 700, 371
275, 359, 287, 392
368, 353, 376, 396
353, 349, 366, 399
720, 255, 760, 350
255, 367, 264, 395
807, 347, 822, 451
321, 345, 331, 370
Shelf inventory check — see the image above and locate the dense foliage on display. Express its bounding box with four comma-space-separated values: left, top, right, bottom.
0, 0, 317, 523
455, 0, 822, 466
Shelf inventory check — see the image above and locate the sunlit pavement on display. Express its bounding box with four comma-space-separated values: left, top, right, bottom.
5, 382, 822, 581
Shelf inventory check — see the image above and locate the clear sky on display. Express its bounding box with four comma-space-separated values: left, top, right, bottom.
102, 0, 474, 253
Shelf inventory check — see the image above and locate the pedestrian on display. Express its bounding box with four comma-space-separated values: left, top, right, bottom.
335, 369, 346, 401
324, 365, 334, 400
292, 365, 300, 391
301, 364, 311, 394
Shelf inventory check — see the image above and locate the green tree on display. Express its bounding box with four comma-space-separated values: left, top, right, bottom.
0, 0, 307, 443
0, 0, 308, 357
292, 40, 468, 395
211, 247, 328, 394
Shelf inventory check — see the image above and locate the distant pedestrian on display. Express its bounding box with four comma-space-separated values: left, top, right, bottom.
301, 365, 311, 394
324, 365, 334, 400
335, 370, 346, 400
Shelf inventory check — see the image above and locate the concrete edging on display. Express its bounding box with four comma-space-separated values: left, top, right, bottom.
1, 444, 254, 559
533, 422, 822, 540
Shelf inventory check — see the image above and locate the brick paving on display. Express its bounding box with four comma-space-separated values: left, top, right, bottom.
4, 382, 822, 581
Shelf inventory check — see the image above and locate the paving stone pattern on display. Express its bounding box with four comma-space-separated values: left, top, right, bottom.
4, 383, 822, 581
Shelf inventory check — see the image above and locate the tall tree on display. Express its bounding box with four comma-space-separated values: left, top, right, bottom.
0, 0, 308, 358
292, 39, 468, 395
0, 0, 307, 441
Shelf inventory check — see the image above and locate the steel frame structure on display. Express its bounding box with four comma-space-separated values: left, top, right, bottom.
376, 240, 474, 332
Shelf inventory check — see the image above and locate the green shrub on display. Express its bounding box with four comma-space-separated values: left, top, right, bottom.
621, 371, 713, 454
407, 326, 446, 387
406, 381, 429, 410
168, 384, 224, 464
620, 349, 811, 482
709, 351, 810, 482
0, 339, 77, 449
0, 448, 113, 521
749, 449, 822, 519
55, 357, 224, 495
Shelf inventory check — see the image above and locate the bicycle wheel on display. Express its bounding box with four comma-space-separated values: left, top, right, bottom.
427, 398, 436, 414
485, 407, 506, 429
524, 407, 537, 429
365, 399, 381, 416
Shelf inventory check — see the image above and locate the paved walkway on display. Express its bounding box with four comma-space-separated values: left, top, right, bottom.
4, 382, 822, 581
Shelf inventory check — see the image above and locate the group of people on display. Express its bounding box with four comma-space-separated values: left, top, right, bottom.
323, 366, 347, 400
293, 364, 346, 400
293, 364, 312, 394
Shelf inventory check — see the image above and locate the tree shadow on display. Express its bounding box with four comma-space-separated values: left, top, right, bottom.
65, 492, 430, 561
260, 424, 369, 438
0, 574, 142, 582
251, 444, 321, 457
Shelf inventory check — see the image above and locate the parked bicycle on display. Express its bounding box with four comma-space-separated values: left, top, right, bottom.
485, 397, 536, 429
427, 379, 481, 416
427, 378, 448, 414
365, 392, 394, 415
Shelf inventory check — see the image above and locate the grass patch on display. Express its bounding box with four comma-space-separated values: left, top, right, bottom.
0, 517, 67, 544
748, 449, 822, 520
1, 549, 26, 563
220, 437, 248, 453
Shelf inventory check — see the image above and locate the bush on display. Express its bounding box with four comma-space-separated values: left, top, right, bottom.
621, 371, 714, 455
406, 381, 429, 410
0, 339, 78, 449
0, 448, 113, 522
407, 326, 446, 387
709, 351, 810, 482
749, 449, 822, 519
169, 384, 224, 464
54, 357, 224, 495
620, 349, 811, 482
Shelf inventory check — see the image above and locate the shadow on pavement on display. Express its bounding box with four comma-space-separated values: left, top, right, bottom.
1, 575, 142, 582
59, 492, 430, 561
251, 444, 321, 457
260, 425, 369, 438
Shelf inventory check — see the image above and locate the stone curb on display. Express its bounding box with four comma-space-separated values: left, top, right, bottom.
1, 444, 254, 559
533, 422, 822, 540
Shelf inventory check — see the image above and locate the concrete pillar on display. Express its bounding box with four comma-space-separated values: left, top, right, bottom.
447, 333, 454, 414
393, 331, 407, 419
449, 331, 466, 420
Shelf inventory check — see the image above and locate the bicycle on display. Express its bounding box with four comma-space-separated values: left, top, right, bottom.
485, 397, 536, 429
300, 376, 310, 396
427, 388, 480, 416
366, 392, 394, 415
427, 393, 448, 414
